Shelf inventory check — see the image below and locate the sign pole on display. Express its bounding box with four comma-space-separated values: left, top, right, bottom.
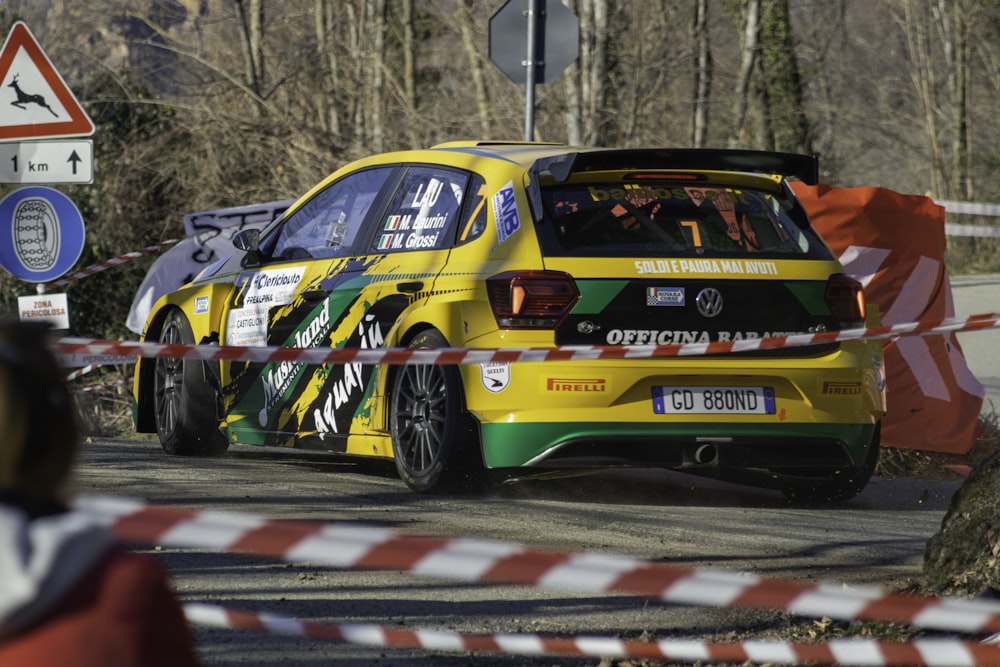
489, 0, 578, 139
524, 0, 539, 141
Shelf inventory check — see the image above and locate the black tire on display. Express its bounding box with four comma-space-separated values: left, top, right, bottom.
153, 308, 229, 457
390, 329, 482, 493
782, 421, 881, 504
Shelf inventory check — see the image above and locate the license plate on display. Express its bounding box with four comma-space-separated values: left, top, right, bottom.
651, 386, 776, 415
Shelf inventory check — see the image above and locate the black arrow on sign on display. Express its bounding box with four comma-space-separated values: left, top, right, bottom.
67, 150, 82, 175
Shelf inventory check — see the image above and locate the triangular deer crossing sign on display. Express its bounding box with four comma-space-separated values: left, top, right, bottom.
0, 21, 94, 141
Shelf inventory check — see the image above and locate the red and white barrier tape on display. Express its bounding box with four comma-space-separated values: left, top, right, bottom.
49, 311, 1000, 367
66, 364, 99, 381
70, 495, 1000, 636
43, 239, 180, 290
74, 379, 132, 393
183, 602, 1000, 666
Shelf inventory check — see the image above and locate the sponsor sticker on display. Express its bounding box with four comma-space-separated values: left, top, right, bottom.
258, 299, 333, 426
232, 266, 306, 309
313, 312, 385, 437
544, 377, 609, 393
479, 362, 510, 393
604, 329, 801, 344
634, 258, 779, 276
646, 287, 684, 306
491, 181, 521, 245
194, 295, 209, 314
822, 381, 863, 396
586, 184, 749, 205
226, 306, 268, 347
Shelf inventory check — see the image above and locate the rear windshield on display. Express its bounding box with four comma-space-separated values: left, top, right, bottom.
537, 181, 831, 259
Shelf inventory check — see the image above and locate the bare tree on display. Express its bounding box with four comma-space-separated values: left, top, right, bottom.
562, 0, 584, 144
691, 0, 712, 148
315, 0, 342, 135
455, 0, 492, 137
729, 0, 762, 148
759, 0, 812, 153
793, 0, 847, 167
570, 0, 611, 145
901, 0, 946, 196
401, 0, 416, 113
934, 0, 973, 199
368, 0, 387, 153
231, 0, 265, 114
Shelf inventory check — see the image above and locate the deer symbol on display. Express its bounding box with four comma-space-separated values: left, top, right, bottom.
8, 75, 58, 118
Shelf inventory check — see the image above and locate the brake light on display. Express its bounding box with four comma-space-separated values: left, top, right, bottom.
626, 172, 703, 181
486, 271, 580, 328
825, 274, 866, 327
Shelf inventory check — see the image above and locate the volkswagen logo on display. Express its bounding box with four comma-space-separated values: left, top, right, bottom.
695, 288, 723, 318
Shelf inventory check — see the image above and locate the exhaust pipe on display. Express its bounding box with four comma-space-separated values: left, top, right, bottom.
693, 443, 718, 464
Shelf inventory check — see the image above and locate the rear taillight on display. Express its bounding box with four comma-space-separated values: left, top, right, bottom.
825, 274, 866, 327
486, 271, 580, 329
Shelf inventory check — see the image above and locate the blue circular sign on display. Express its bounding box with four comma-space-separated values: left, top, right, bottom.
0, 186, 85, 283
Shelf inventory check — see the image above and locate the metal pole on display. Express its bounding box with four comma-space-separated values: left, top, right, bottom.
524, 0, 539, 141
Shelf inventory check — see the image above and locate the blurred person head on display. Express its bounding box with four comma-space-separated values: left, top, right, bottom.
0, 319, 77, 503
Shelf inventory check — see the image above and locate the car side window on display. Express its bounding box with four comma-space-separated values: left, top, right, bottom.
272, 167, 394, 260
370, 166, 467, 253
456, 174, 488, 245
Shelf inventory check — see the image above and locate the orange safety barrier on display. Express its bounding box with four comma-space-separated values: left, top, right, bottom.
792, 183, 983, 454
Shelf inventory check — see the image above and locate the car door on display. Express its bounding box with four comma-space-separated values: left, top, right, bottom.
218, 166, 397, 447
300, 164, 475, 452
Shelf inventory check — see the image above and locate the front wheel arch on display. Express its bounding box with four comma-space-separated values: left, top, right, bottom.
152, 308, 228, 457
388, 328, 483, 493
134, 307, 175, 433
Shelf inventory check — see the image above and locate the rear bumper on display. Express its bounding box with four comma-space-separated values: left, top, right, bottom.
479, 421, 877, 472
462, 340, 884, 470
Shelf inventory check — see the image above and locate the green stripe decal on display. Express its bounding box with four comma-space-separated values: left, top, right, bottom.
785, 281, 830, 316
571, 280, 629, 313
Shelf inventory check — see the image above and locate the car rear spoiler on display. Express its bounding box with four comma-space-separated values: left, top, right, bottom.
526, 148, 819, 221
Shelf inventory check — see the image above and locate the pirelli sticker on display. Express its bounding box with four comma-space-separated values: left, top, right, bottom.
543, 376, 610, 394
822, 381, 863, 396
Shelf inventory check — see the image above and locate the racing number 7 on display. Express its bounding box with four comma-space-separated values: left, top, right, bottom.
680, 220, 702, 247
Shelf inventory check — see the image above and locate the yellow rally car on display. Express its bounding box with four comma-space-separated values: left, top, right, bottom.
133, 142, 886, 502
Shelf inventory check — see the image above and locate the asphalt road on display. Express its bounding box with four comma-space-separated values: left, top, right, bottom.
71, 438, 961, 666
51, 272, 995, 665
951, 273, 1000, 412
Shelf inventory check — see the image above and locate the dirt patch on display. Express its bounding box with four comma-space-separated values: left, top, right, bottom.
876, 410, 1000, 481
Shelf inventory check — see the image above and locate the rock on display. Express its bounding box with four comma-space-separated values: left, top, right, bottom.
924, 448, 1000, 595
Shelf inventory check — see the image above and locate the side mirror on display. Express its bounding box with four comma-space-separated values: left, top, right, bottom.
233, 228, 262, 267
232, 228, 261, 251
